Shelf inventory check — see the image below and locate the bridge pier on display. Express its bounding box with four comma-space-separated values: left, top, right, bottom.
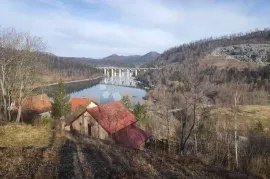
119, 69, 122, 76
98, 67, 160, 77
111, 68, 113, 76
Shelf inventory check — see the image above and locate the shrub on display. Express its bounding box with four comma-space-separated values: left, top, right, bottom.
40, 116, 54, 128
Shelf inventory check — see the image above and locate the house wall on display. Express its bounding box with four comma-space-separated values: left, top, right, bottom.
68, 111, 109, 140
88, 115, 109, 140
87, 102, 98, 109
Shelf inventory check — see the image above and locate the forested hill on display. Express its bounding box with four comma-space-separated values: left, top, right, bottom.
64, 51, 160, 67
38, 53, 101, 83
148, 29, 270, 67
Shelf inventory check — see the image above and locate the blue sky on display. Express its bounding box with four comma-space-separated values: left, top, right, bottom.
0, 0, 269, 58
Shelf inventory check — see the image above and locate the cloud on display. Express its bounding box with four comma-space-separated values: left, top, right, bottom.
0, 0, 269, 58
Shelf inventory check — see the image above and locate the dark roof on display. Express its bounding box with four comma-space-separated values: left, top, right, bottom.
112, 124, 151, 149
64, 107, 86, 126
87, 101, 136, 134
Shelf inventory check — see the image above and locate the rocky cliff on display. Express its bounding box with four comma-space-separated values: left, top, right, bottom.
211, 44, 270, 63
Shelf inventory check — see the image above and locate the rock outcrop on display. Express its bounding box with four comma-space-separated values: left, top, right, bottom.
211, 44, 270, 63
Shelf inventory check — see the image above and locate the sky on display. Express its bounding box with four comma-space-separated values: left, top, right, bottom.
0, 0, 269, 58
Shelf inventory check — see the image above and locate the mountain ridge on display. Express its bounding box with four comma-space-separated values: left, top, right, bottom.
60, 51, 160, 67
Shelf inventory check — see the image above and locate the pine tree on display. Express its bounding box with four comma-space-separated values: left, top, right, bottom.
120, 95, 132, 110
133, 103, 148, 125
52, 81, 70, 118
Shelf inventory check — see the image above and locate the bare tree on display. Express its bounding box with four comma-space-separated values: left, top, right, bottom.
171, 60, 206, 155
231, 82, 245, 169
152, 84, 173, 152
0, 27, 45, 122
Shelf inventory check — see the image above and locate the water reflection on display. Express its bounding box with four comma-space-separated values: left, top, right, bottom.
35, 78, 102, 97
37, 73, 146, 104
102, 74, 137, 87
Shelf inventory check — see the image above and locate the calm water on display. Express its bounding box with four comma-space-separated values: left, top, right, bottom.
65, 74, 146, 104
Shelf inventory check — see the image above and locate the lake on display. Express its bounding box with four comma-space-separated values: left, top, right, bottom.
41, 73, 147, 104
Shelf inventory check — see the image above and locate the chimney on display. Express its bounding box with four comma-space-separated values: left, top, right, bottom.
41, 95, 44, 105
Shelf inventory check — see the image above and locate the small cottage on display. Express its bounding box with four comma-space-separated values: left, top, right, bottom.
63, 100, 151, 149
21, 94, 52, 122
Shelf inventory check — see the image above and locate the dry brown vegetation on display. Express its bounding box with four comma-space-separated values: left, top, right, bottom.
0, 124, 52, 148
0, 122, 259, 179
199, 56, 261, 70
57, 133, 255, 179
0, 123, 58, 179
211, 105, 270, 132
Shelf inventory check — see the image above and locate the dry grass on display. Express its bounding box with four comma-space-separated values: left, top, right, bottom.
211, 105, 270, 132
200, 55, 262, 70
0, 123, 52, 148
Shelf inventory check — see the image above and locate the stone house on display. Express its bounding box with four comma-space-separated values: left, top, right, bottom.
63, 100, 151, 149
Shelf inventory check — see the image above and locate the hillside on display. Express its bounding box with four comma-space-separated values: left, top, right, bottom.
1, 123, 257, 179
147, 29, 270, 67
57, 133, 257, 179
38, 53, 102, 83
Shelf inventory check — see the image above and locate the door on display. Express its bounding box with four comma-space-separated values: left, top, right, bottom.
88, 124, 92, 136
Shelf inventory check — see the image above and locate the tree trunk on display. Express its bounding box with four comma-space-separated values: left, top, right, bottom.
227, 134, 231, 170
166, 110, 170, 153
0, 65, 8, 121
234, 123, 239, 169
194, 133, 198, 156
3, 96, 7, 121
234, 95, 239, 170
16, 82, 23, 123
16, 105, 22, 123
180, 119, 186, 154
7, 94, 11, 121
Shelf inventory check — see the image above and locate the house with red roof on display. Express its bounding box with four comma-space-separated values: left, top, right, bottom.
63, 100, 151, 149
112, 124, 151, 149
21, 94, 52, 121
70, 97, 98, 112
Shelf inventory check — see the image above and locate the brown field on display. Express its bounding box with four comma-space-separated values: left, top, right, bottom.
211, 105, 270, 133
0, 124, 52, 148
200, 55, 261, 70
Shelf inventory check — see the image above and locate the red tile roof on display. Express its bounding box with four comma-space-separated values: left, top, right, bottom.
22, 94, 52, 114
112, 124, 151, 149
71, 98, 91, 112
87, 101, 136, 134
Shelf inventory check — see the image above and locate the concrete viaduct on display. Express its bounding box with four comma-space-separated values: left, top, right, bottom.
96, 67, 161, 77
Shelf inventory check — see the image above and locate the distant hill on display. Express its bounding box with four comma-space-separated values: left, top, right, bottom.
64, 51, 160, 67
38, 54, 101, 83
88, 51, 160, 67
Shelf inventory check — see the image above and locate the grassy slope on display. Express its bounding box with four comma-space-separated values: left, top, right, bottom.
211, 105, 270, 133
0, 123, 260, 179
0, 124, 58, 179
0, 124, 52, 148
58, 133, 255, 179
199, 55, 261, 70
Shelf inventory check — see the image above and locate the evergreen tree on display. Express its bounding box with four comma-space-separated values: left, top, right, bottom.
52, 81, 70, 118
133, 103, 148, 125
120, 95, 132, 110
